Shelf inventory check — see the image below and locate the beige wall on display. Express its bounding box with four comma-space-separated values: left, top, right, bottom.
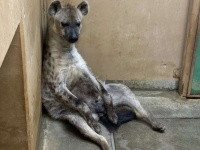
0, 27, 28, 150
0, 0, 21, 67
48, 0, 189, 82
20, 0, 42, 149
0, 0, 42, 150
0, 0, 189, 149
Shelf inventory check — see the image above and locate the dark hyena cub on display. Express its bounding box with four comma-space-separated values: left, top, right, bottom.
42, 1, 165, 150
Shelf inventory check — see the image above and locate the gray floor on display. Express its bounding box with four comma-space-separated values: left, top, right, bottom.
38, 91, 200, 150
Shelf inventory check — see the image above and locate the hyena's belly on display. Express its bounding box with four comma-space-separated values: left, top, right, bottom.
70, 77, 106, 115
58, 64, 84, 88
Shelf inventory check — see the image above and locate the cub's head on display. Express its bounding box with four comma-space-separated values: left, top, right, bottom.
48, 0, 89, 43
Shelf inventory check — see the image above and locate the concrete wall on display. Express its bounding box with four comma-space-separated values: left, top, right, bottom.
0, 0, 190, 149
0, 0, 21, 67
20, 0, 42, 149
0, 0, 42, 150
47, 0, 189, 89
0, 27, 28, 150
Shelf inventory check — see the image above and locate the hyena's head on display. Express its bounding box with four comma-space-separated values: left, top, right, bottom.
48, 0, 89, 43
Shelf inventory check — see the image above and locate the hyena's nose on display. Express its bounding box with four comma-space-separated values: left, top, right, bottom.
68, 36, 78, 43
68, 30, 78, 43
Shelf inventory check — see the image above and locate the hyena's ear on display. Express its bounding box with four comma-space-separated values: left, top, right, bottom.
48, 0, 62, 16
77, 1, 89, 16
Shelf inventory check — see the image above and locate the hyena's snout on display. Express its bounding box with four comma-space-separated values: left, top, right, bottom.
69, 29, 79, 43
64, 28, 79, 43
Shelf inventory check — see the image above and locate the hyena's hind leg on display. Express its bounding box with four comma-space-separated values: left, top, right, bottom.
97, 80, 118, 125
43, 100, 111, 150
106, 84, 166, 132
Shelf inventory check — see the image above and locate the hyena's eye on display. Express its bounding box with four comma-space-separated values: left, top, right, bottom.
61, 21, 69, 27
76, 22, 81, 27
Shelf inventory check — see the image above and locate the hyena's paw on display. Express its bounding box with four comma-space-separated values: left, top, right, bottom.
152, 121, 166, 133
88, 120, 101, 133
99, 136, 111, 150
108, 112, 118, 124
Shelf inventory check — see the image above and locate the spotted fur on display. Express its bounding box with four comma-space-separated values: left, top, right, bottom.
42, 1, 166, 150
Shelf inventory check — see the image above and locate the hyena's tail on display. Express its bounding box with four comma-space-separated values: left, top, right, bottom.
100, 108, 136, 132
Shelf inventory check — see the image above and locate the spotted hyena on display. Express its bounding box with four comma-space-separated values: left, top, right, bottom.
42, 1, 166, 150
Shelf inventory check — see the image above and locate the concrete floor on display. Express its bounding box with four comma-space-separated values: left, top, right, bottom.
38, 91, 200, 150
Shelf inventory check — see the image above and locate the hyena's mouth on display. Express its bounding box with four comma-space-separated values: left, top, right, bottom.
67, 38, 78, 43
62, 34, 78, 43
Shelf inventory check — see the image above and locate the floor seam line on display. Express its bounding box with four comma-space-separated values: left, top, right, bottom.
111, 132, 116, 150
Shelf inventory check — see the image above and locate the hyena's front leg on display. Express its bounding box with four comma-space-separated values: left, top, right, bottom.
107, 84, 166, 132
43, 100, 111, 150
51, 75, 101, 133
67, 113, 111, 150
55, 85, 101, 133
83, 72, 118, 124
